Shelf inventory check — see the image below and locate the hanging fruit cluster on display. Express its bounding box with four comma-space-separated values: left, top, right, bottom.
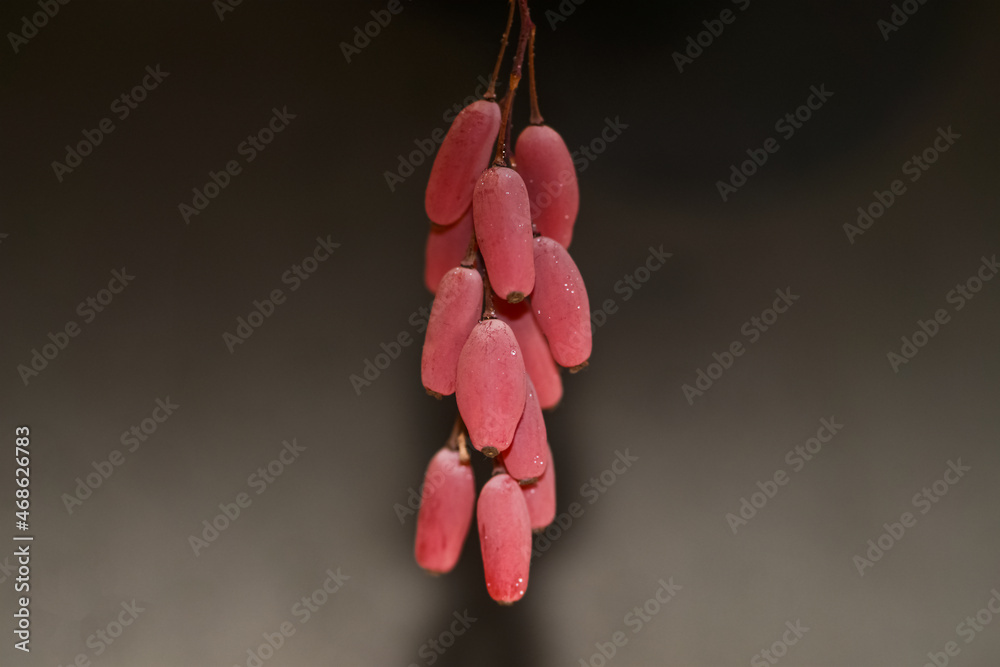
413, 0, 591, 605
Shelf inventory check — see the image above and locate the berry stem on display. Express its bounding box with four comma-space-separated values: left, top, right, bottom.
460, 230, 478, 268
528, 26, 543, 125
492, 0, 535, 166
456, 427, 470, 464
481, 269, 497, 320
503, 99, 516, 168
493, 92, 515, 166
446, 413, 471, 464
485, 0, 516, 101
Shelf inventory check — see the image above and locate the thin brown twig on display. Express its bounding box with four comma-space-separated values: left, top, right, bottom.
446, 413, 471, 464
485, 0, 516, 100
481, 269, 497, 320
528, 26, 543, 125
492, 0, 535, 166
461, 229, 478, 267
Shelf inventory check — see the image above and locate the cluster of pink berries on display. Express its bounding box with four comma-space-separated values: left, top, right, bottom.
412, 1, 591, 605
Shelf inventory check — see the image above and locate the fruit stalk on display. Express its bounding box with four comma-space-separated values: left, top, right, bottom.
492, 0, 535, 167
528, 26, 543, 125
445, 413, 471, 465
485, 0, 516, 101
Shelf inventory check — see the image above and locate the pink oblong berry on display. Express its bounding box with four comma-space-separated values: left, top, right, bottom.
414, 447, 475, 574
521, 442, 555, 531
421, 267, 484, 397
531, 235, 591, 369
478, 473, 532, 604
425, 100, 501, 226
515, 124, 579, 248
473, 166, 535, 302
494, 299, 563, 409
424, 209, 474, 293
501, 375, 548, 482
455, 319, 526, 455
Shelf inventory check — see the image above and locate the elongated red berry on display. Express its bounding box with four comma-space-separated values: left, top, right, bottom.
425, 100, 501, 226
494, 299, 563, 409
531, 235, 591, 369
501, 376, 548, 482
473, 166, 535, 302
422, 267, 484, 397
424, 209, 474, 294
456, 319, 526, 456
415, 447, 475, 574
478, 473, 531, 604
521, 442, 555, 531
515, 124, 579, 248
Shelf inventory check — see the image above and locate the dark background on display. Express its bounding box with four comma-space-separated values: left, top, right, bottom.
1, 1, 999, 665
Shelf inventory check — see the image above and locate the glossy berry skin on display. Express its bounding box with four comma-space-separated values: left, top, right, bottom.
473, 166, 535, 302
456, 319, 527, 456
478, 473, 532, 604
501, 376, 548, 482
494, 299, 563, 409
531, 235, 591, 369
421, 267, 484, 397
425, 100, 501, 226
521, 441, 555, 531
414, 448, 476, 574
424, 209, 474, 293
515, 124, 579, 248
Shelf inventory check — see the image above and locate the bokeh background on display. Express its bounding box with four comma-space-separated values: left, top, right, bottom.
1, 1, 999, 665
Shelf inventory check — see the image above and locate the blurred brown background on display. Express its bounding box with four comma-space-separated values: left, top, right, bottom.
1, 1, 999, 665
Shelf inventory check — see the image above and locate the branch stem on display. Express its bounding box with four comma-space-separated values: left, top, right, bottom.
485, 1, 516, 100
528, 26, 543, 125
492, 0, 535, 166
